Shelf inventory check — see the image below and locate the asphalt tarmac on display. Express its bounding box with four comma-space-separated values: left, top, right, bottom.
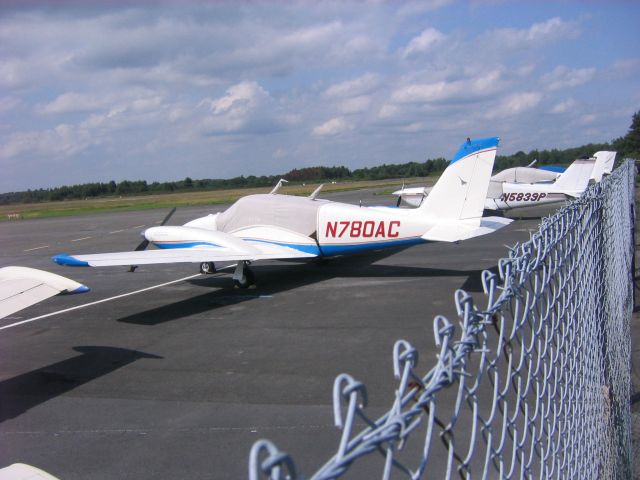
0, 188, 555, 479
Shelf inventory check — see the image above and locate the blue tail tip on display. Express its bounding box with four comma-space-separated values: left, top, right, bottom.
452, 136, 500, 163
52, 253, 89, 267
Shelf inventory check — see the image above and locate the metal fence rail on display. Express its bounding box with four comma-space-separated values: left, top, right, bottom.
249, 160, 635, 480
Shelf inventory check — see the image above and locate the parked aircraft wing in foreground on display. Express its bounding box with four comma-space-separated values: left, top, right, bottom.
0, 266, 89, 319
0, 463, 60, 479
54, 137, 511, 288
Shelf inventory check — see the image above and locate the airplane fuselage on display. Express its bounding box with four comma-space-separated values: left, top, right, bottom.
147, 194, 433, 258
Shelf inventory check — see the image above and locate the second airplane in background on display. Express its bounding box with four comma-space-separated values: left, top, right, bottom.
395, 151, 616, 211
53, 137, 511, 288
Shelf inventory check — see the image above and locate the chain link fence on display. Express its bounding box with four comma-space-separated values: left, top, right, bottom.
249, 160, 635, 479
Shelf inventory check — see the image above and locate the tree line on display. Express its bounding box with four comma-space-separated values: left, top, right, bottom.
2, 111, 638, 206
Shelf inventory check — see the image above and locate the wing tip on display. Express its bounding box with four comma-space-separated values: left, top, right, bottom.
71, 284, 91, 294
52, 253, 89, 267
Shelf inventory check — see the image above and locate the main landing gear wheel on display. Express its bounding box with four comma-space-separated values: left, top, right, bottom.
233, 261, 255, 289
199, 262, 216, 274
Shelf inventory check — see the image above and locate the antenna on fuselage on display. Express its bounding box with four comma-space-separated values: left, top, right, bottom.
270, 179, 288, 194
309, 184, 324, 200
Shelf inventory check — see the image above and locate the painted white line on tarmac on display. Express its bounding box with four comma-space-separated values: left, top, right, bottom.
0, 273, 201, 331
71, 236, 92, 242
23, 245, 49, 252
109, 229, 125, 234
132, 224, 146, 229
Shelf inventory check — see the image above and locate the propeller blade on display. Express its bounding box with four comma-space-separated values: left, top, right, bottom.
128, 208, 175, 272
134, 239, 150, 251
160, 207, 176, 226
396, 196, 402, 207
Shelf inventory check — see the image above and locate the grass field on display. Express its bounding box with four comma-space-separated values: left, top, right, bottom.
0, 177, 436, 221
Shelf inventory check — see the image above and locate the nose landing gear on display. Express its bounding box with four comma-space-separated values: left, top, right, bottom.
199, 262, 216, 274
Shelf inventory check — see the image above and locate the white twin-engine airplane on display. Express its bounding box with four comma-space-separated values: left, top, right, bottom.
53, 137, 512, 288
395, 150, 616, 211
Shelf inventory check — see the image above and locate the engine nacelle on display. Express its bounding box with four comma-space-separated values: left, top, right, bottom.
143, 226, 257, 254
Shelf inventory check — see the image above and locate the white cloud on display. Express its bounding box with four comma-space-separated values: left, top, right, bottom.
338, 95, 371, 114
0, 123, 95, 160
610, 58, 640, 76
396, 0, 453, 17
208, 81, 268, 115
200, 80, 297, 136
486, 92, 543, 119
376, 103, 401, 119
325, 73, 380, 98
551, 98, 577, 114
390, 71, 503, 104
402, 28, 446, 58
579, 114, 597, 125
397, 121, 428, 133
0, 96, 20, 115
0, 60, 30, 90
542, 66, 596, 91
483, 17, 580, 50
312, 117, 352, 136
39, 92, 113, 115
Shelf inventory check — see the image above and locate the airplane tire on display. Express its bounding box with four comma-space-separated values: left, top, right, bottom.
199, 262, 216, 274
233, 268, 255, 288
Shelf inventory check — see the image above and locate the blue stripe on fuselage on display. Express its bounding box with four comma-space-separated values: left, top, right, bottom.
319, 237, 426, 256
243, 238, 322, 256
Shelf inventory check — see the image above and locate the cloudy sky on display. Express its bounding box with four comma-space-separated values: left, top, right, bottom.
1, 1, 639, 192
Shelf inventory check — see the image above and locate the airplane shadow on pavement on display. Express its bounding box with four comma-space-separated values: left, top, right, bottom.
117, 246, 499, 326
0, 346, 162, 423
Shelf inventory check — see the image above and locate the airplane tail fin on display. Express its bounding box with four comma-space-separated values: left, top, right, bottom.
418, 137, 499, 223
553, 158, 596, 197
590, 151, 617, 182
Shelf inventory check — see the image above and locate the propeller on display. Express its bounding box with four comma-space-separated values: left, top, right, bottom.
128, 207, 176, 272
396, 180, 405, 207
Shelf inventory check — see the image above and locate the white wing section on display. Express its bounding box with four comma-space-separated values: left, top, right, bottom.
53, 240, 316, 268
0, 266, 89, 319
0, 463, 60, 480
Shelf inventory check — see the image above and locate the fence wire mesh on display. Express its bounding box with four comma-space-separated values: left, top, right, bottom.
249, 160, 635, 480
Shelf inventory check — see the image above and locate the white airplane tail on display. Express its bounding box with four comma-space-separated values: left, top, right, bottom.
590, 151, 617, 182
417, 137, 511, 242
552, 158, 596, 197
418, 137, 499, 221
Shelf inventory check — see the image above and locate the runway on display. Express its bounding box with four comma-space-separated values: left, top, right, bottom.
0, 188, 554, 479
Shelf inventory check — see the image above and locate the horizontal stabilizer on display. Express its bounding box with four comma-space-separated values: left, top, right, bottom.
422, 216, 512, 242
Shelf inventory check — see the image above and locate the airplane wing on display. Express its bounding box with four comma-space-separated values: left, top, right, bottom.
0, 266, 89, 319
0, 463, 60, 479
53, 241, 317, 268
